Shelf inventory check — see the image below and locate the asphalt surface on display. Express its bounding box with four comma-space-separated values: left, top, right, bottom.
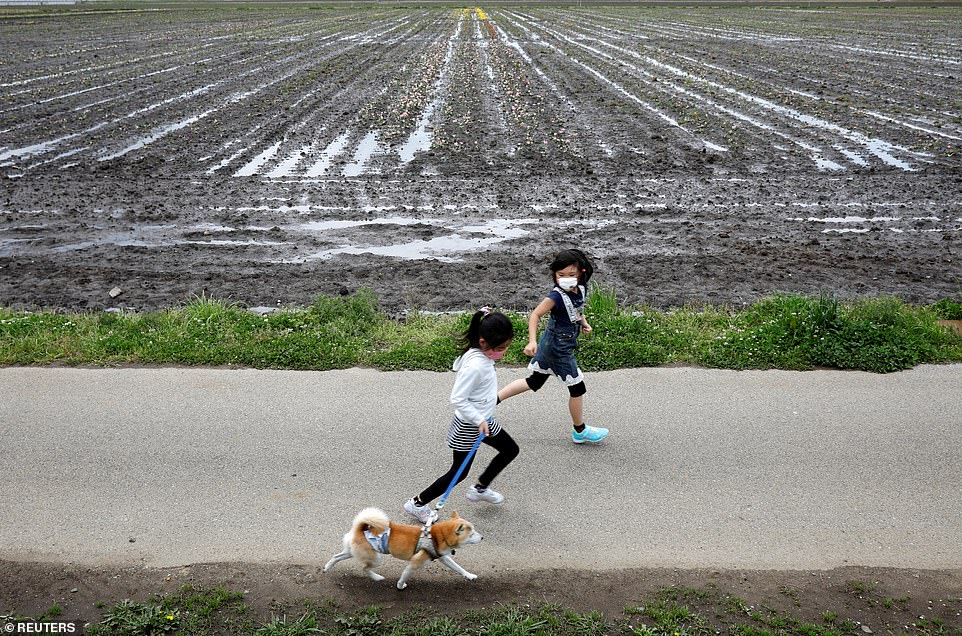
1, 365, 960, 571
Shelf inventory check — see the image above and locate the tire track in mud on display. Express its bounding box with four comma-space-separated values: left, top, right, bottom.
508, 9, 925, 172
472, 12, 515, 161
476, 11, 588, 168
486, 12, 610, 163
0, 12, 420, 172
230, 11, 457, 180
206, 13, 435, 177
219, 13, 446, 178
492, 12, 685, 167
562, 7, 961, 166
0, 11, 339, 107
501, 11, 729, 156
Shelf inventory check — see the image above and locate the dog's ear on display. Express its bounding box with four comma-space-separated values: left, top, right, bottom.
455, 523, 466, 535
450, 511, 460, 520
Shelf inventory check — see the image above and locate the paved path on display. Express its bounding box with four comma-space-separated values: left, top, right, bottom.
1, 365, 960, 571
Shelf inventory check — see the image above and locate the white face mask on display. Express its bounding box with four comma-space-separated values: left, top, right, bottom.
557, 277, 578, 290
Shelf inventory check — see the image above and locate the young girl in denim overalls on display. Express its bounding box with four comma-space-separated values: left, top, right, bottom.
499, 249, 609, 444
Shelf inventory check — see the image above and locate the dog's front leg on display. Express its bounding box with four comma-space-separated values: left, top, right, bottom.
323, 550, 352, 572
438, 554, 477, 580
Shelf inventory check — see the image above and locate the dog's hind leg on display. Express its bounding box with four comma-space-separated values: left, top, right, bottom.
438, 555, 477, 580
323, 550, 352, 572
354, 549, 384, 582
361, 557, 385, 582
396, 550, 432, 590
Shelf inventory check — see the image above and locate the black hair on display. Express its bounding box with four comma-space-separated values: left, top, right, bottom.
461, 310, 514, 353
549, 248, 594, 286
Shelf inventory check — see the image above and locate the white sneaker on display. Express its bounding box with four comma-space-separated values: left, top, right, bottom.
403, 498, 438, 523
466, 485, 505, 504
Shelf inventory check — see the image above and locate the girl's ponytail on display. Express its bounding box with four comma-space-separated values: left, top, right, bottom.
572, 248, 593, 285
460, 308, 514, 353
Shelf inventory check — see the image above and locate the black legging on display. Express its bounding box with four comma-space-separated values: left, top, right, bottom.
417, 430, 519, 504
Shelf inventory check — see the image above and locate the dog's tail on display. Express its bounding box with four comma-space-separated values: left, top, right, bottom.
352, 507, 389, 536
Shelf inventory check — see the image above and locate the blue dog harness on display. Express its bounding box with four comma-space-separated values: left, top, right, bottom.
363, 528, 390, 554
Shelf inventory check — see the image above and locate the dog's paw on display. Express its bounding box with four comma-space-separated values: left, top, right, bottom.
396, 581, 407, 590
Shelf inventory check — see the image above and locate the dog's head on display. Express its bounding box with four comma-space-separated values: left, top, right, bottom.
436, 511, 483, 547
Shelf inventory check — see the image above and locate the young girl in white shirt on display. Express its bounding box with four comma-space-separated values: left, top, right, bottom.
404, 308, 519, 523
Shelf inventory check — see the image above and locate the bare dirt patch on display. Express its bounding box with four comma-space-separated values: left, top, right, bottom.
2, 560, 961, 632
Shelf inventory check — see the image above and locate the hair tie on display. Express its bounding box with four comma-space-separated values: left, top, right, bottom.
480, 306, 492, 317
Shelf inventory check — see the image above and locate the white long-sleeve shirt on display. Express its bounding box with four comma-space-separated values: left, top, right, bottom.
450, 348, 497, 425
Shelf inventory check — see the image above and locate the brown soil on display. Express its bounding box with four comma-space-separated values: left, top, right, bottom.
2, 560, 961, 632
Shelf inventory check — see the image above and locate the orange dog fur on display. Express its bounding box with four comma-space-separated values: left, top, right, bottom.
323, 507, 483, 590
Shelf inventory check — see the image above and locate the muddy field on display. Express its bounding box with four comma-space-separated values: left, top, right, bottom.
1, 5, 960, 312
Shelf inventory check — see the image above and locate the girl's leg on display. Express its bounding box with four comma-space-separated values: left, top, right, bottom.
497, 378, 529, 402
568, 381, 587, 430
499, 372, 550, 402
569, 395, 584, 429
475, 430, 520, 489
415, 450, 475, 506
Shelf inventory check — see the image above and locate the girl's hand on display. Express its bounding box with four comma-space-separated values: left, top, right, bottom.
582, 323, 593, 335
524, 341, 538, 356
478, 419, 490, 436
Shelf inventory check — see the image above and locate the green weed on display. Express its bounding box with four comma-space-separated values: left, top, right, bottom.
2, 291, 961, 373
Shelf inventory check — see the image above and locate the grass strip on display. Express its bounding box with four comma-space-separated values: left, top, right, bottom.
1, 288, 961, 373
3, 582, 959, 636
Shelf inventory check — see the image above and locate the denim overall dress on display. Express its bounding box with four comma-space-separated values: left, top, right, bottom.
527, 285, 586, 386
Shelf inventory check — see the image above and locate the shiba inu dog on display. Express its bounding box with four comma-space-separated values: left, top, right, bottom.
323, 507, 482, 590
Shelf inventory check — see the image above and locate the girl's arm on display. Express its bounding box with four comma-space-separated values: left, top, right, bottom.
581, 313, 592, 334
524, 298, 555, 356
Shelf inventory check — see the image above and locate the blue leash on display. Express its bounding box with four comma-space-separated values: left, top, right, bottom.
435, 428, 486, 513
422, 424, 488, 536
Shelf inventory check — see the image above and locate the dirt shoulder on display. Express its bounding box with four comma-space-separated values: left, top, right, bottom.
3, 560, 961, 631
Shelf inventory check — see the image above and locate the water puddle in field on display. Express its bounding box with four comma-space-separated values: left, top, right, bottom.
0, 238, 38, 257
834, 146, 870, 167
182, 238, 289, 247
100, 108, 218, 162
304, 132, 351, 177
48, 225, 179, 253
812, 156, 845, 171
286, 217, 538, 263
785, 214, 956, 235
0, 132, 81, 163
398, 123, 434, 164
799, 216, 902, 224
343, 131, 380, 176
296, 216, 425, 232
0, 221, 295, 255
234, 141, 284, 177
267, 150, 307, 178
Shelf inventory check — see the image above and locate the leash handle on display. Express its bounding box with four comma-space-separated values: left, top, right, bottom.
436, 426, 487, 513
